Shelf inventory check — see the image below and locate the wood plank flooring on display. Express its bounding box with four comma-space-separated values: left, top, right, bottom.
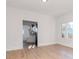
6, 44, 73, 59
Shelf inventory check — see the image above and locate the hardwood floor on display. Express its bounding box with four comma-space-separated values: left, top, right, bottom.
6, 44, 73, 59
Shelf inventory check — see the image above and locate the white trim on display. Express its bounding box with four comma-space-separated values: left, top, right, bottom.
38, 42, 56, 47
6, 47, 23, 51
57, 42, 73, 48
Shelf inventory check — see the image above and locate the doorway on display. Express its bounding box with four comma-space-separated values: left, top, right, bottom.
23, 20, 38, 49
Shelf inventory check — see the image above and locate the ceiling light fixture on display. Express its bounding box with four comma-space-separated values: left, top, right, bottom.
42, 0, 48, 2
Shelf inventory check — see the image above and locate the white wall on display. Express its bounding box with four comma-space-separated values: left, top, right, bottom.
56, 12, 73, 48
6, 6, 56, 51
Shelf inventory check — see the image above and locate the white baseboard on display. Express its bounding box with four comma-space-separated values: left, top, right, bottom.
6, 47, 23, 52
57, 42, 73, 48
38, 42, 56, 47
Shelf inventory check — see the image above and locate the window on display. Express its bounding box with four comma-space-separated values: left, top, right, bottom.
62, 22, 73, 39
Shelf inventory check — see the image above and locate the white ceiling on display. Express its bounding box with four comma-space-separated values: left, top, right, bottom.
6, 0, 73, 16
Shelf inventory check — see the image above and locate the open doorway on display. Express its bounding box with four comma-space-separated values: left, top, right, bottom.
23, 20, 38, 49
